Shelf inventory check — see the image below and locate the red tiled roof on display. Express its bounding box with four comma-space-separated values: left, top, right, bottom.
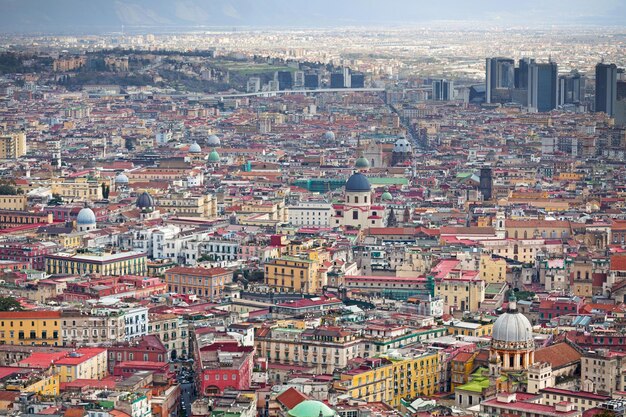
0, 311, 60, 319
610, 255, 626, 271
534, 343, 581, 369
164, 266, 230, 276
276, 387, 308, 410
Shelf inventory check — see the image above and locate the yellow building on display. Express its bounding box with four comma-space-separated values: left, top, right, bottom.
157, 192, 217, 218
5, 372, 60, 396
0, 311, 62, 346
446, 320, 494, 338
505, 219, 572, 240
0, 132, 27, 159
479, 254, 507, 283
57, 232, 85, 250
0, 195, 27, 211
264, 255, 320, 293
237, 199, 287, 223
555, 172, 583, 181
481, 238, 550, 264
6, 373, 60, 396
45, 250, 147, 276
334, 350, 439, 407
450, 351, 478, 390
54, 347, 108, 383
435, 277, 485, 313
389, 351, 439, 407
335, 357, 392, 403
50, 177, 107, 201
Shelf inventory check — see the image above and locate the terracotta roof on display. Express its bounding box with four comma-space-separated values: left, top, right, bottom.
276, 387, 308, 410
610, 255, 626, 271
164, 266, 230, 276
534, 342, 581, 369
0, 311, 60, 319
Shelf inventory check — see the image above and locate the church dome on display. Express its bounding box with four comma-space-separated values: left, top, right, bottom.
323, 131, 336, 141
208, 134, 221, 146
288, 401, 336, 417
393, 137, 412, 153
76, 207, 96, 225
208, 149, 220, 163
189, 142, 202, 153
136, 192, 154, 212
381, 191, 393, 201
115, 173, 129, 184
345, 173, 371, 192
491, 297, 534, 351
354, 156, 370, 169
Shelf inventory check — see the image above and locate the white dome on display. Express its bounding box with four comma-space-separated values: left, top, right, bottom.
76, 207, 96, 225
115, 173, 129, 184
491, 306, 534, 351
207, 134, 221, 146
393, 137, 412, 153
189, 142, 202, 153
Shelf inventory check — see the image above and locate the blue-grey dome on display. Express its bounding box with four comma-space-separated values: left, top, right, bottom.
324, 131, 336, 141
76, 207, 96, 225
136, 192, 154, 212
189, 142, 202, 153
207, 134, 220, 146
115, 173, 129, 184
345, 173, 371, 192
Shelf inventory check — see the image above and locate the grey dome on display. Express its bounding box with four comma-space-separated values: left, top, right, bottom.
207, 134, 221, 146
189, 142, 202, 153
324, 131, 336, 141
136, 192, 154, 211
492, 308, 533, 350
115, 173, 129, 184
76, 207, 96, 225
345, 173, 371, 192
393, 137, 412, 153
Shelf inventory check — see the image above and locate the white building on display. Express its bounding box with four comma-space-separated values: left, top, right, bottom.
288, 202, 332, 227
123, 306, 149, 341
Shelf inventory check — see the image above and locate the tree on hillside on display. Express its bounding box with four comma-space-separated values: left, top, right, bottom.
0, 297, 23, 311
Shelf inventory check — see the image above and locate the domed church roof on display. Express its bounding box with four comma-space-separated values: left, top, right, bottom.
393, 137, 412, 153
208, 135, 221, 146
76, 207, 96, 225
345, 173, 371, 192
288, 401, 336, 417
491, 294, 534, 351
189, 142, 202, 153
136, 192, 154, 212
208, 149, 220, 163
115, 173, 129, 184
355, 156, 370, 169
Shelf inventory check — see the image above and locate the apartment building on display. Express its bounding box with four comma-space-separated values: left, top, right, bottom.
256, 326, 361, 374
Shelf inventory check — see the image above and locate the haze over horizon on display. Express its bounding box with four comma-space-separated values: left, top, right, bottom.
1, 0, 626, 34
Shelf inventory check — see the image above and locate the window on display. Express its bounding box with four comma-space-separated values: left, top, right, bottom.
353, 211, 358, 220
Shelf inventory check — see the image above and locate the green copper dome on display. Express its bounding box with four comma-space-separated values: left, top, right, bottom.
208, 149, 220, 163
355, 156, 370, 169
288, 401, 336, 417
381, 191, 393, 201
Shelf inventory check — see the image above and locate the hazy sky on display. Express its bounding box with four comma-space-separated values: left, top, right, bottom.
1, 0, 625, 33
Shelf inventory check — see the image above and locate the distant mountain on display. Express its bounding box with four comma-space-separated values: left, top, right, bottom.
0, 0, 624, 34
